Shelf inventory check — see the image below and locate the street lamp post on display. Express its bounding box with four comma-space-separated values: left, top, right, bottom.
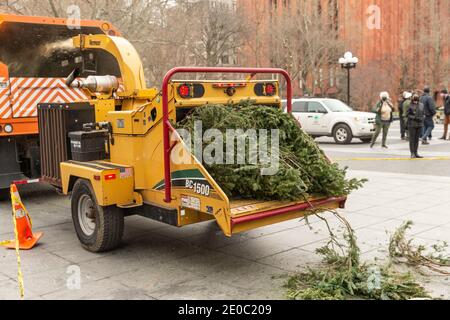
339, 52, 358, 106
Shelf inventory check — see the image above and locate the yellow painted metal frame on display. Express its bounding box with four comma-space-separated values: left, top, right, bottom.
72, 34, 146, 97
172, 80, 281, 108
60, 161, 138, 207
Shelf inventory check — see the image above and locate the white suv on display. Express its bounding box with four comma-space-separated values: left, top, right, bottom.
283, 98, 376, 144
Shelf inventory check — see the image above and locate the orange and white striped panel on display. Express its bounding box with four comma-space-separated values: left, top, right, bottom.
0, 77, 12, 119
5, 78, 89, 119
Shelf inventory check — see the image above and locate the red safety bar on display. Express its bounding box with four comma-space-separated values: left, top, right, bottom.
230, 196, 347, 228
162, 67, 293, 203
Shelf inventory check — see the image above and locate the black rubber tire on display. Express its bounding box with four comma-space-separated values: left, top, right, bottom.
333, 123, 353, 144
360, 137, 373, 143
71, 179, 124, 253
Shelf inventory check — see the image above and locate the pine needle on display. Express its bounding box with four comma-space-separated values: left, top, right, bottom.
176, 102, 365, 201
286, 212, 431, 300
388, 221, 450, 275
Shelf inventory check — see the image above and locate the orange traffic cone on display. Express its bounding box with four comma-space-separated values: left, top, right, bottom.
1, 184, 43, 250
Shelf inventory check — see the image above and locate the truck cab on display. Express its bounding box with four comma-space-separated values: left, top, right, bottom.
0, 14, 121, 189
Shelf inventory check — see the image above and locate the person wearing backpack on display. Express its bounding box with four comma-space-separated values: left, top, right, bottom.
407, 93, 425, 158
420, 86, 436, 144
439, 89, 450, 140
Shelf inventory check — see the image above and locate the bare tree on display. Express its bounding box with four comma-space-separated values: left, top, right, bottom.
416, 0, 450, 90
1, 0, 245, 84
240, 0, 268, 67
177, 0, 244, 68
268, 0, 344, 95
398, 51, 418, 92
0, 0, 182, 85
347, 59, 398, 111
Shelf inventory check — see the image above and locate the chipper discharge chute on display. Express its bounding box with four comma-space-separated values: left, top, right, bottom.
37, 34, 348, 252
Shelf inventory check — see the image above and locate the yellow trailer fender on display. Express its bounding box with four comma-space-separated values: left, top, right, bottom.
60, 160, 139, 207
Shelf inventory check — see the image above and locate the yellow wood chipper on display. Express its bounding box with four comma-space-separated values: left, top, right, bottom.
37, 34, 347, 252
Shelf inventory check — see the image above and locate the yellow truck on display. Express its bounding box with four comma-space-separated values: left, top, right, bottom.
37, 34, 347, 252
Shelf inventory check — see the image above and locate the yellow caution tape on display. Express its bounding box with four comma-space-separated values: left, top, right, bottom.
1, 185, 26, 299
12, 207, 25, 299
13, 213, 25, 299
10, 186, 24, 299
334, 156, 450, 161
11, 186, 32, 228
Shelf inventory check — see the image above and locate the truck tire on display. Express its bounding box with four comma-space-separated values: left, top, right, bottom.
333, 124, 353, 144
71, 179, 124, 253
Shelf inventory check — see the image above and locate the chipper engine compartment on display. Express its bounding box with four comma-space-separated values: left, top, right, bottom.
37, 34, 347, 252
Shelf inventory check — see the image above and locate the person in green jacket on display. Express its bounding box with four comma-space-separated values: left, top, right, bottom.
402, 92, 413, 140
370, 92, 394, 148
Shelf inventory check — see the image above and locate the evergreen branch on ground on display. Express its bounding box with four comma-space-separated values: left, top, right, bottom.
285, 212, 431, 300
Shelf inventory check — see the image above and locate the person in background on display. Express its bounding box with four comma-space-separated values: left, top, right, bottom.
402, 91, 413, 141
407, 93, 425, 158
440, 89, 450, 140
420, 86, 436, 145
399, 91, 412, 140
370, 91, 393, 148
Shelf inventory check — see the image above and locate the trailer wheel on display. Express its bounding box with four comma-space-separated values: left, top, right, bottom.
71, 179, 124, 253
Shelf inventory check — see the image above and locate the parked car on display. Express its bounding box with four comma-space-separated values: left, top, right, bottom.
283, 98, 376, 144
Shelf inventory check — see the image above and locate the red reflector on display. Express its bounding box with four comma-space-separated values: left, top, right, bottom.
178, 84, 191, 98
265, 83, 276, 96
105, 174, 116, 181
94, 175, 101, 181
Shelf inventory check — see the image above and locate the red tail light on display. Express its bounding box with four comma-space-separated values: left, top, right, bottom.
177, 84, 205, 99
178, 84, 191, 98
105, 173, 116, 181
265, 83, 276, 96
254, 82, 277, 96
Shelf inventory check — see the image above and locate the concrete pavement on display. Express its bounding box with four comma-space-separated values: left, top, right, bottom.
319, 122, 450, 176
1, 121, 449, 300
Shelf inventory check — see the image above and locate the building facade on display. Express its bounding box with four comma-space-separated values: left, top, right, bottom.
237, 0, 450, 98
